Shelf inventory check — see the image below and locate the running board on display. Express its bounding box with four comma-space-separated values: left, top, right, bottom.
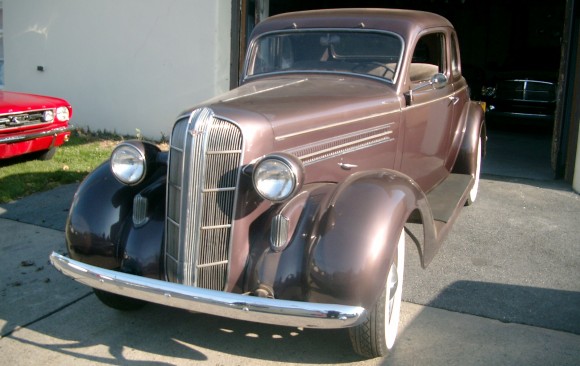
426, 173, 472, 223
409, 173, 474, 268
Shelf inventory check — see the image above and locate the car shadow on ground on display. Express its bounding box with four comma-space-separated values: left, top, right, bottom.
3, 280, 580, 365
425, 281, 580, 335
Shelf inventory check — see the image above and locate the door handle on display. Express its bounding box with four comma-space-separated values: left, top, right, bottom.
449, 96, 460, 105
338, 162, 358, 170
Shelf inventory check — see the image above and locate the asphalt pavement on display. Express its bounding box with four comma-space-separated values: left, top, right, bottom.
1, 128, 580, 365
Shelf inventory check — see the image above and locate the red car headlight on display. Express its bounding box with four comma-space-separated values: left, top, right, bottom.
56, 106, 70, 122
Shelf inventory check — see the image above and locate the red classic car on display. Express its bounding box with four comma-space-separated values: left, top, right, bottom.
0, 91, 72, 160
50, 9, 485, 358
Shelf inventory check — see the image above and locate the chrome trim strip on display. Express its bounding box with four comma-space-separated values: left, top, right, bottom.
286, 124, 395, 165
454, 85, 468, 94
0, 126, 71, 144
299, 131, 392, 160
132, 194, 149, 228
405, 90, 456, 110
0, 107, 55, 117
404, 84, 468, 111
506, 79, 554, 86
50, 252, 366, 329
221, 79, 308, 102
270, 214, 290, 250
276, 111, 398, 141
487, 111, 554, 119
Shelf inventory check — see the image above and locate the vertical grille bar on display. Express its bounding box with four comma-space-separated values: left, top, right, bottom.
165, 108, 243, 290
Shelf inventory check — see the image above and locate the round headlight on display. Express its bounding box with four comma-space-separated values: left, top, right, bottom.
111, 143, 146, 185
253, 154, 303, 202
43, 110, 55, 122
56, 106, 70, 122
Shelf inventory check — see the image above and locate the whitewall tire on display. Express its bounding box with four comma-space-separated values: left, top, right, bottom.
349, 228, 405, 358
466, 137, 482, 206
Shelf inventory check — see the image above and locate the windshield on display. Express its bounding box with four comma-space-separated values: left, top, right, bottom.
246, 30, 403, 83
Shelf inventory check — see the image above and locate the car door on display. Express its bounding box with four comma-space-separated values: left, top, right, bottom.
399, 31, 454, 192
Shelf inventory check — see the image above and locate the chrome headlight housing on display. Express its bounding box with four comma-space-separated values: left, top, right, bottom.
56, 106, 70, 122
111, 142, 148, 185
253, 153, 304, 202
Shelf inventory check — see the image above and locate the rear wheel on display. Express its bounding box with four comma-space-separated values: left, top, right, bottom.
93, 289, 147, 311
349, 228, 405, 358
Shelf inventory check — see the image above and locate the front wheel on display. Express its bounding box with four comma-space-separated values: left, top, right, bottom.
349, 228, 405, 358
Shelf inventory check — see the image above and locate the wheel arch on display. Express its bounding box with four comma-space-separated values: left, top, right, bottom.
66, 158, 167, 276
307, 169, 435, 309
452, 101, 486, 176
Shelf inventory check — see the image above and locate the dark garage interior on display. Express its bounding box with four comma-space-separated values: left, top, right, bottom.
235, 0, 579, 182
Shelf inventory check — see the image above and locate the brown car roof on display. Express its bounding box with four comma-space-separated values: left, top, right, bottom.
251, 8, 453, 40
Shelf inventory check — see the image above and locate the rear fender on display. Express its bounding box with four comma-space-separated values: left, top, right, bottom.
452, 101, 486, 176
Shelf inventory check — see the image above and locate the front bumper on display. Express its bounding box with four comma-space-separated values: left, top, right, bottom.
0, 126, 71, 144
50, 252, 366, 329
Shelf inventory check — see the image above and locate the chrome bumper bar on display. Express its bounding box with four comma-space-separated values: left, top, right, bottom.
0, 126, 70, 144
50, 252, 366, 329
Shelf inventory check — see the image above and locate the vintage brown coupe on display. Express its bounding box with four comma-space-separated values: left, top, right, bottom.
51, 9, 485, 358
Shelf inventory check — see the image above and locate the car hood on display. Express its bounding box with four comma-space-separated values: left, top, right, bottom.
0, 91, 69, 113
204, 75, 401, 146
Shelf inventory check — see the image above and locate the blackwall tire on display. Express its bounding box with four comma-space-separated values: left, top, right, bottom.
93, 289, 147, 311
349, 228, 405, 358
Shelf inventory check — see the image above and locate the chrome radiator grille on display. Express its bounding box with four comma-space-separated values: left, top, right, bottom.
0, 111, 52, 130
165, 108, 243, 290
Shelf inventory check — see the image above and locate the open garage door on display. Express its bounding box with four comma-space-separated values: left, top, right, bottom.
232, 0, 579, 183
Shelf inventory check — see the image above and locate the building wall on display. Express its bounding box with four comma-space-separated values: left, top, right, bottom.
3, 0, 232, 139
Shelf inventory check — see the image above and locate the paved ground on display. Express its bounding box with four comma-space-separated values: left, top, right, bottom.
1, 127, 579, 365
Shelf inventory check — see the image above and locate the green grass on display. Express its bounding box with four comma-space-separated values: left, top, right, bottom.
0, 130, 124, 203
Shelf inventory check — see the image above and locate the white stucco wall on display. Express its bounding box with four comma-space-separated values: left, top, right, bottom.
3, 0, 231, 139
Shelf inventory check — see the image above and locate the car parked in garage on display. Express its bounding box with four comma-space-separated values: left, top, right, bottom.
0, 91, 72, 160
50, 8, 485, 358
482, 75, 557, 124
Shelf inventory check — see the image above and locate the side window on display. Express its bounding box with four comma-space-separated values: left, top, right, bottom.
409, 33, 446, 82
450, 34, 461, 78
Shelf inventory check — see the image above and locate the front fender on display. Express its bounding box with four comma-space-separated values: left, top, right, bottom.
66, 153, 167, 278
66, 162, 134, 269
308, 170, 427, 309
